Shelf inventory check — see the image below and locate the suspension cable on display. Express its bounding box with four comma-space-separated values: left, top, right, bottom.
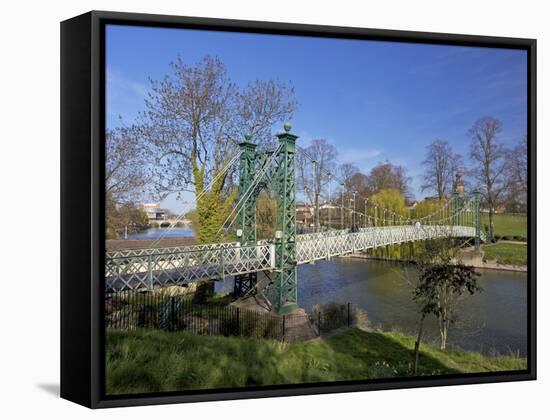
218, 143, 283, 234
149, 150, 242, 248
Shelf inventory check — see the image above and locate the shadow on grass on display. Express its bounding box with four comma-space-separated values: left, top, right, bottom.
325, 328, 460, 377
105, 328, 466, 395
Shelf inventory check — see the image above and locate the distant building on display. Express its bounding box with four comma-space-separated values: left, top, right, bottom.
295, 202, 339, 226
138, 203, 166, 221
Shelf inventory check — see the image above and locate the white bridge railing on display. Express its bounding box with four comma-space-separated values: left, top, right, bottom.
296, 225, 484, 263
105, 243, 275, 293
105, 225, 483, 292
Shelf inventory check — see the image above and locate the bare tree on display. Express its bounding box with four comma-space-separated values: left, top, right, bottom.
504, 135, 528, 212
105, 126, 150, 205
297, 139, 338, 229
367, 161, 412, 201
468, 117, 507, 241
421, 139, 464, 200
338, 163, 359, 191
139, 55, 296, 243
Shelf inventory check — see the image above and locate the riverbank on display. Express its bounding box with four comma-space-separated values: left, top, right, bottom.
346, 243, 527, 272
105, 328, 526, 395
106, 236, 197, 251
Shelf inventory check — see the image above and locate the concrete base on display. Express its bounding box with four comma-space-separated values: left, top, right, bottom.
275, 302, 300, 315
230, 295, 271, 313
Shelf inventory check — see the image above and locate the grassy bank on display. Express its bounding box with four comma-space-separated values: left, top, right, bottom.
106, 328, 526, 395
481, 213, 527, 239
483, 243, 527, 266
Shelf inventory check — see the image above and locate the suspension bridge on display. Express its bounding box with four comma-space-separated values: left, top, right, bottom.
106, 123, 484, 313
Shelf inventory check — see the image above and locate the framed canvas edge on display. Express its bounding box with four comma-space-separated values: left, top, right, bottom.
60, 10, 537, 409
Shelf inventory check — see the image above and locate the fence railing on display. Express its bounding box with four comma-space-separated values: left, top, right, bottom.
105, 292, 358, 341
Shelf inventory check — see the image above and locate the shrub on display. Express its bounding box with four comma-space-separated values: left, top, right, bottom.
137, 305, 157, 328
354, 308, 370, 331
312, 302, 369, 333
106, 227, 117, 240
192, 282, 214, 304
221, 315, 240, 337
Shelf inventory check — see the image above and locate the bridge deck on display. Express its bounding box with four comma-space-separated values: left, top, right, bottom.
105, 225, 483, 292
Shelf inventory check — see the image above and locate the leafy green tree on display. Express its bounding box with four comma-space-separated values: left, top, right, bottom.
184, 208, 199, 231
193, 168, 238, 243
256, 191, 277, 239
369, 188, 408, 223
411, 198, 448, 222
105, 192, 149, 239
411, 238, 482, 374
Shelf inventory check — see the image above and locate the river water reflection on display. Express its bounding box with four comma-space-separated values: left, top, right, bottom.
218, 258, 527, 356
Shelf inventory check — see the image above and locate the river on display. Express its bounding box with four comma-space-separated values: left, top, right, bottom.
218, 258, 527, 356
126, 227, 194, 239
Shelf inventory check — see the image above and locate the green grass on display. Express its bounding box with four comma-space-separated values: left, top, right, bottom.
481, 213, 527, 239
483, 243, 527, 266
106, 328, 526, 395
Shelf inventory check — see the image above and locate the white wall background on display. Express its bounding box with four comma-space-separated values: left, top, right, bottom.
0, 0, 546, 417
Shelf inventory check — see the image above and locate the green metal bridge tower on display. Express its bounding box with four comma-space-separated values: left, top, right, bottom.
234, 123, 299, 313
452, 173, 481, 250
233, 135, 258, 297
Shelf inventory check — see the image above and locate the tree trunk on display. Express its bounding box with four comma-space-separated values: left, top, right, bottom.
488, 207, 495, 242
413, 313, 426, 375
315, 192, 320, 231
439, 318, 448, 350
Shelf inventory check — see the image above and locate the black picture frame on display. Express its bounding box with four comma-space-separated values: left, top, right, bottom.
60, 10, 537, 409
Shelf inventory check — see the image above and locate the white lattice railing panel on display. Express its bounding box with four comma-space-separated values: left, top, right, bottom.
105, 243, 274, 293
296, 225, 482, 264
106, 225, 483, 292
107, 241, 240, 259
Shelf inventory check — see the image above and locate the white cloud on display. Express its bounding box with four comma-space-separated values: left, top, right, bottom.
106, 67, 148, 99
106, 67, 149, 126
337, 147, 382, 164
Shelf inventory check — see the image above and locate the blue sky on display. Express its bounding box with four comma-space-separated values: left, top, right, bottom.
106, 24, 527, 214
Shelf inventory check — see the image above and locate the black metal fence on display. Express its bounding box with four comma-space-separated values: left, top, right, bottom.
311, 302, 357, 334
105, 292, 358, 341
